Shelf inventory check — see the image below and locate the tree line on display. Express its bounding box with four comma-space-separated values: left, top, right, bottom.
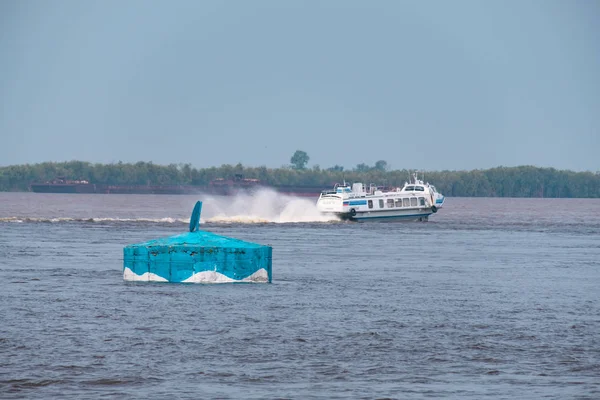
0, 160, 599, 198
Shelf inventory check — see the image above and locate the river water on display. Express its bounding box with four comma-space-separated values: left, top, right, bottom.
1, 192, 599, 399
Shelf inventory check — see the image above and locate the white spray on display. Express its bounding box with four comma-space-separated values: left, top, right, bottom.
200, 188, 338, 223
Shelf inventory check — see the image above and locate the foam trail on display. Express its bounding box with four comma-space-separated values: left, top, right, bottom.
0, 188, 340, 224
201, 188, 339, 223
0, 217, 188, 224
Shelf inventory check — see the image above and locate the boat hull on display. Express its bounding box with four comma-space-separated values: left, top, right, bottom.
335, 208, 433, 222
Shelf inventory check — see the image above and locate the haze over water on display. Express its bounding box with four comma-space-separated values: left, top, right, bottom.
1, 192, 599, 398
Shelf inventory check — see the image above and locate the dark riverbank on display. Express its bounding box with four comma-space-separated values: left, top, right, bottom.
2, 161, 599, 198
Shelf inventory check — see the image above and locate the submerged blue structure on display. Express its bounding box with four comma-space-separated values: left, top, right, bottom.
123, 201, 272, 283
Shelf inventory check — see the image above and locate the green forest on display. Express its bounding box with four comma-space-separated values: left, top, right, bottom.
1, 159, 599, 198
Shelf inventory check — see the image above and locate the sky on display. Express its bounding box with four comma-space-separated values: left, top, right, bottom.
1, 0, 598, 172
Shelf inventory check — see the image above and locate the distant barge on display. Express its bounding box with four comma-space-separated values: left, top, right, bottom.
29, 176, 323, 197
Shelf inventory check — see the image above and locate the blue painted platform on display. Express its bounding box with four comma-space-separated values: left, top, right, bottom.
123, 202, 272, 283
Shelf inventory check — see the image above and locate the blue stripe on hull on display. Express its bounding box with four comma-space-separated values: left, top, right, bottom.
344, 200, 367, 206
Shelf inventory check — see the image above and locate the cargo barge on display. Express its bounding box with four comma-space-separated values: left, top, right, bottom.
29, 176, 322, 197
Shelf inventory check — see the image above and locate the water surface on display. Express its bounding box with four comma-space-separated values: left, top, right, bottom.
1, 192, 599, 399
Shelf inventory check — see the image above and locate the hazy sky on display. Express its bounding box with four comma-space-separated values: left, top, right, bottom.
1, 0, 598, 171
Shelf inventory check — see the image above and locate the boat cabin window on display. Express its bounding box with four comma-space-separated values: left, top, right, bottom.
419, 197, 425, 206
379, 199, 384, 208
404, 186, 415, 191
415, 186, 425, 191
387, 199, 394, 208
410, 197, 417, 207
368, 200, 373, 209
394, 198, 402, 207
402, 198, 409, 207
